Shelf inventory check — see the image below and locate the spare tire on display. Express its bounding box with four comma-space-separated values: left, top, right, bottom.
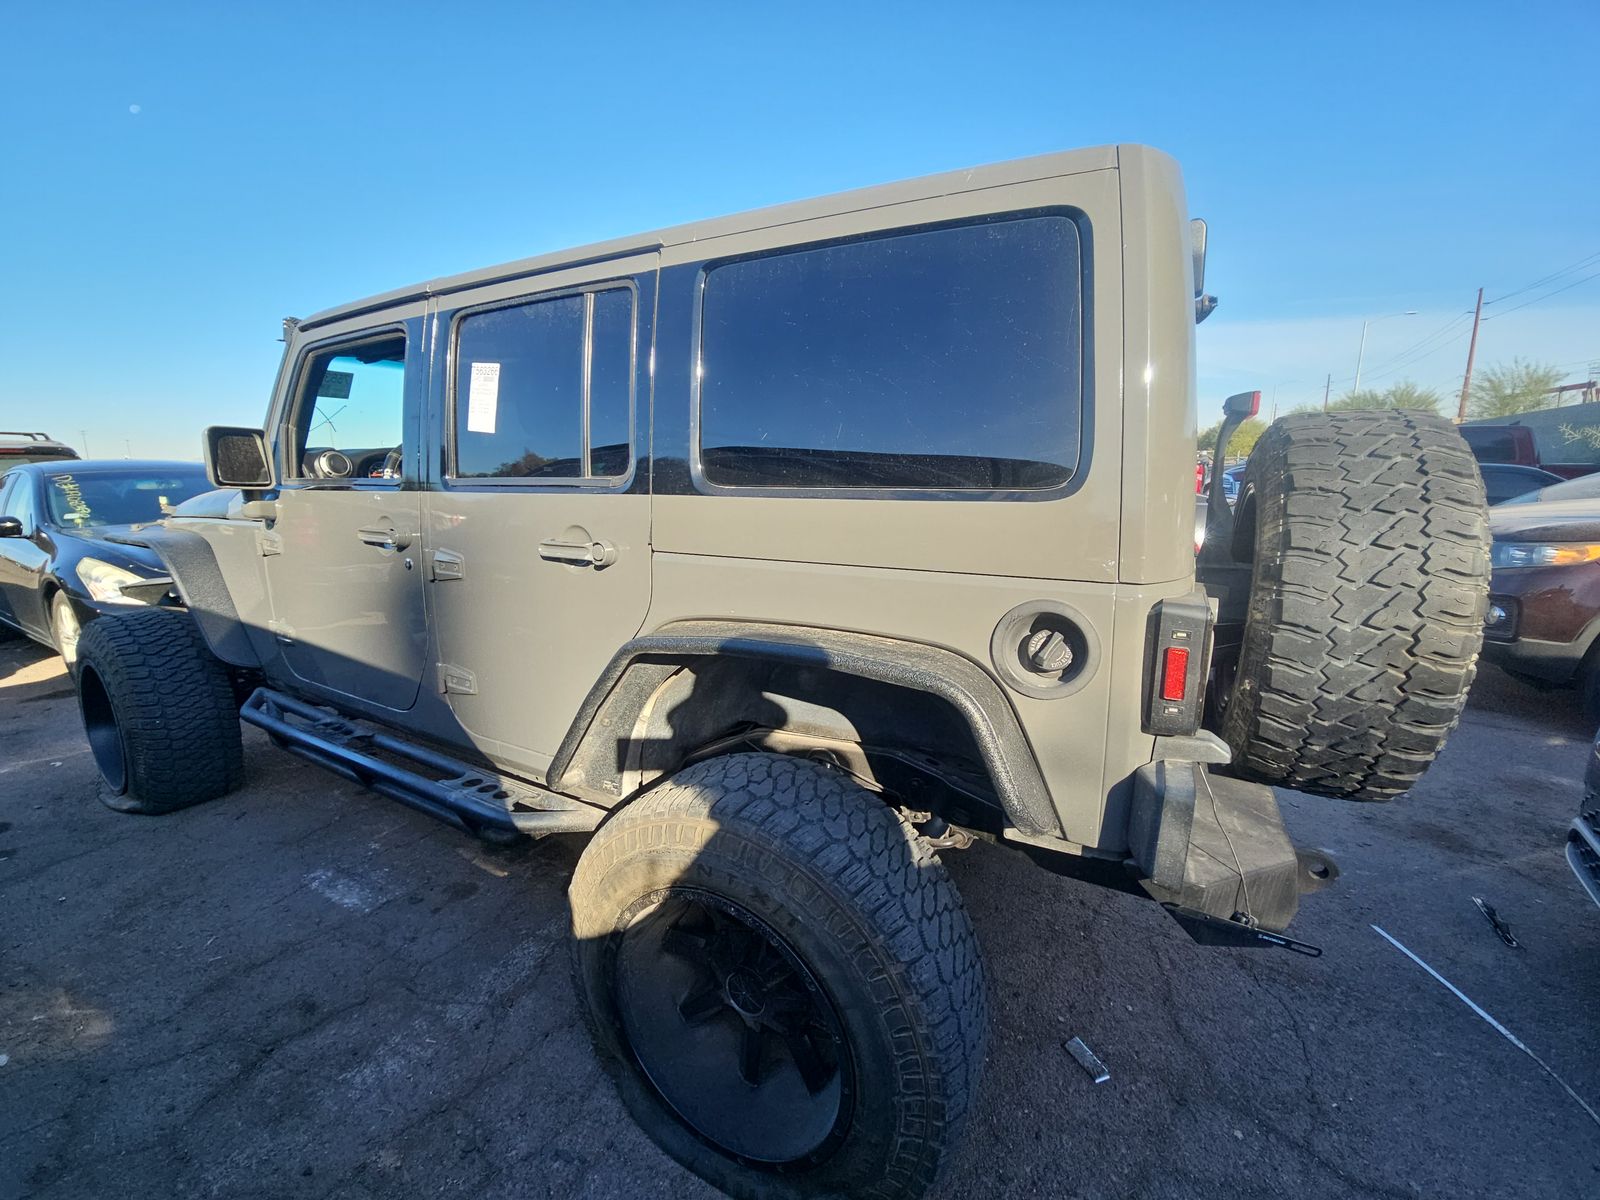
1219, 409, 1490, 800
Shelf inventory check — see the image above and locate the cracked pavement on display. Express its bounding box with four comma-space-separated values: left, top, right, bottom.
2, 638, 1597, 1199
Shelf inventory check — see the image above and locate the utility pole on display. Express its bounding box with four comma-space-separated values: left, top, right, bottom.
79, 429, 90, 457
1456, 287, 1484, 423
1322, 373, 1332, 411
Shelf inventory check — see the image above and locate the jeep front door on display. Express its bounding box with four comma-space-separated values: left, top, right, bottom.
263, 312, 428, 712
423, 256, 657, 777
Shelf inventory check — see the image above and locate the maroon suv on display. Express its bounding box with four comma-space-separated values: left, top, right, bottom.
1484, 495, 1600, 714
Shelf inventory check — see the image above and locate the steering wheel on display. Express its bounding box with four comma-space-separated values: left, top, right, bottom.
374, 446, 404, 479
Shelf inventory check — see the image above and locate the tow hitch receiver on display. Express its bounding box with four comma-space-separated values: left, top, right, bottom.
1163, 906, 1323, 956
1127, 759, 1336, 943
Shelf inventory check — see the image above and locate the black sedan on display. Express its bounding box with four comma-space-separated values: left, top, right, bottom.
0, 461, 214, 666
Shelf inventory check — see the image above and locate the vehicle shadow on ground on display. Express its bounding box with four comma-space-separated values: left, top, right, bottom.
0, 639, 74, 703
1466, 659, 1593, 738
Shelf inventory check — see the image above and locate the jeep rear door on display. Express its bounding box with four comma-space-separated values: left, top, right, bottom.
421, 253, 657, 779
260, 308, 430, 712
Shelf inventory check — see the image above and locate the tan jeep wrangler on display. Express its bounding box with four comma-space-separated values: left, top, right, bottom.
71, 145, 1489, 1200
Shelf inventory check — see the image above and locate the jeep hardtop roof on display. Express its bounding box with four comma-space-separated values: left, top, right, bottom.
299, 144, 1133, 331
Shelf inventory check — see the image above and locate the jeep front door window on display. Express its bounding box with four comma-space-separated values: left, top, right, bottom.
286, 333, 407, 482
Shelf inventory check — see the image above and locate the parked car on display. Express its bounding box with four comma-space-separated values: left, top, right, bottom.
0, 431, 79, 475
0, 461, 212, 665
1462, 423, 1540, 467
1498, 469, 1600, 508
1461, 421, 1599, 481
1483, 495, 1600, 714
1222, 463, 1245, 505
1481, 462, 1564, 506
66, 146, 1488, 1200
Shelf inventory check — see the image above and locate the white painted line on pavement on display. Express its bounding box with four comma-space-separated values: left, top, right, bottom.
1372, 924, 1600, 1129
0, 749, 89, 776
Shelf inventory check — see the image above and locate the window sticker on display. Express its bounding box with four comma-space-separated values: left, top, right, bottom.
467, 362, 501, 434
318, 370, 354, 399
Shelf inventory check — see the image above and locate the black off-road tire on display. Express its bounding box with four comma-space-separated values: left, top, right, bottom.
74, 608, 245, 814
569, 752, 986, 1200
1221, 409, 1490, 800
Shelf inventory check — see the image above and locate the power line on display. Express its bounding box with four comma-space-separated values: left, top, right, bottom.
1360, 327, 1474, 388
1357, 312, 1474, 381
1485, 250, 1600, 306
1482, 268, 1600, 321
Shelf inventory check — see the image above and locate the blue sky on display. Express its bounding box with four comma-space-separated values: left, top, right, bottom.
2, 1, 1596, 458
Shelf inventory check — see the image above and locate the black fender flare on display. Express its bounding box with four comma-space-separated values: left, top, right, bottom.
548, 620, 1062, 838
108, 524, 261, 668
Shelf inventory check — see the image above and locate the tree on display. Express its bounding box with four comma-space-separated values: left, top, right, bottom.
1469, 358, 1565, 420
1379, 380, 1444, 412
1327, 381, 1443, 413
1327, 388, 1388, 411
1197, 417, 1267, 459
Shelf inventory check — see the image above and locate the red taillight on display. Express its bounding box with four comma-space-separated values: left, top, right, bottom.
1160, 646, 1190, 702
1195, 463, 1206, 493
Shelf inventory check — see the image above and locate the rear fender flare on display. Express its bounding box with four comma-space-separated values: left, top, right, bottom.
549, 620, 1062, 838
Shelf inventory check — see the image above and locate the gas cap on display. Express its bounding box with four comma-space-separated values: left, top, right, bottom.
990, 601, 1100, 700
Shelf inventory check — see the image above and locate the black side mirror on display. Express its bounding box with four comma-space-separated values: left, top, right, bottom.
0, 516, 21, 538
204, 426, 272, 489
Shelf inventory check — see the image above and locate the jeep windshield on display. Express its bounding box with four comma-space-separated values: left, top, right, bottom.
43, 467, 212, 528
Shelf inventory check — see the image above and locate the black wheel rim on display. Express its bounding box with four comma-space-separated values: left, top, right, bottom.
610, 887, 855, 1168
78, 665, 128, 794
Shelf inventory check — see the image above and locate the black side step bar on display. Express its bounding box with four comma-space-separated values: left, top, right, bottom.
240, 688, 605, 838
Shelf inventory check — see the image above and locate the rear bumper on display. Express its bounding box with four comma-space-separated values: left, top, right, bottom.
1126, 760, 1323, 932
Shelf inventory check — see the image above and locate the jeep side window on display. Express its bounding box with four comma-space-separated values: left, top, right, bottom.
698, 213, 1083, 492
452, 286, 634, 482
285, 332, 407, 481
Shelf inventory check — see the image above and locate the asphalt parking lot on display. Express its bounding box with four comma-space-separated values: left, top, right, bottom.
2, 637, 1597, 1200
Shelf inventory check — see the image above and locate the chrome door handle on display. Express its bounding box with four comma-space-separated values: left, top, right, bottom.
357, 525, 409, 551
538, 536, 617, 569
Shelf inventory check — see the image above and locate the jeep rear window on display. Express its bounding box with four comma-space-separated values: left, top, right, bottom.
452, 287, 634, 482
697, 213, 1083, 493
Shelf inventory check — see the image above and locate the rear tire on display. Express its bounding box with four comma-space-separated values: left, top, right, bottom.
74, 608, 245, 814
569, 752, 985, 1200
1221, 410, 1490, 800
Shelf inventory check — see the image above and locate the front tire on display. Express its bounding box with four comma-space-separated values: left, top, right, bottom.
569, 753, 986, 1200
74, 608, 245, 814
50, 591, 81, 669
